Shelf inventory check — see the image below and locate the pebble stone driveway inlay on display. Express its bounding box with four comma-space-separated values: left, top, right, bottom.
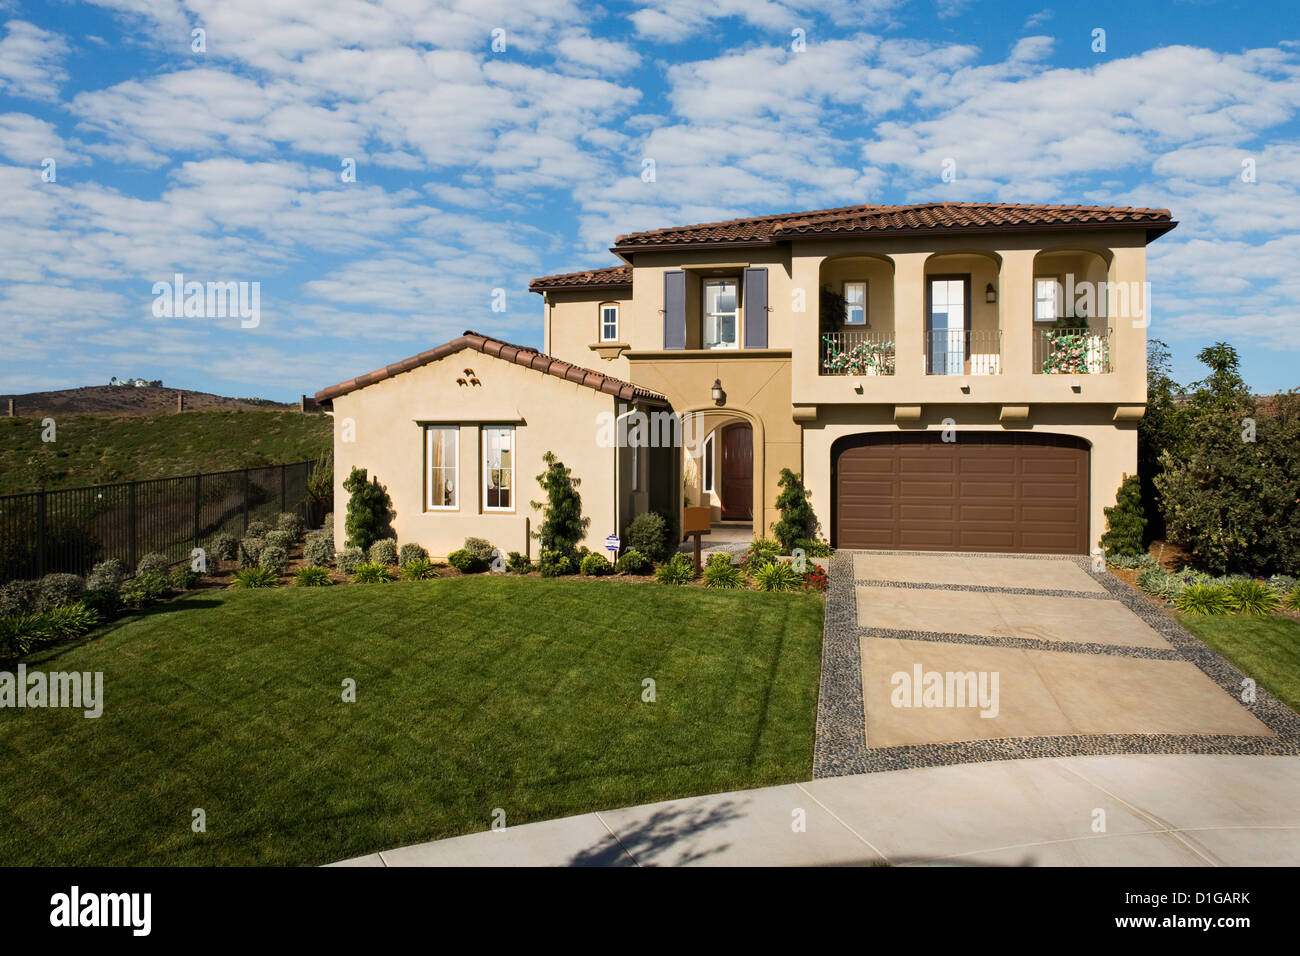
813, 551, 1300, 778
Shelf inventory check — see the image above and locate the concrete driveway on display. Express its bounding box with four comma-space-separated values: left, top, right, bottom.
815, 551, 1300, 777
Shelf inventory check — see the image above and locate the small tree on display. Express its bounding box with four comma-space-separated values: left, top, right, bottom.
342, 466, 393, 552
1100, 474, 1146, 558
771, 468, 818, 553
531, 452, 588, 557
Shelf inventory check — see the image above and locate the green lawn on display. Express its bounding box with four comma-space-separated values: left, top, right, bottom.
1178, 613, 1300, 714
0, 577, 824, 866
0, 410, 330, 493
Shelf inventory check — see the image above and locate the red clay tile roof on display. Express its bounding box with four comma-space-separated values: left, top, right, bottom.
314, 330, 667, 407
612, 202, 1176, 249
529, 264, 631, 292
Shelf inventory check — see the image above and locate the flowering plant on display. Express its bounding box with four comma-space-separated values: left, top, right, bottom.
822, 336, 895, 375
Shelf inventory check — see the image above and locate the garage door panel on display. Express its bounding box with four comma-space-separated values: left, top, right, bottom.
835, 433, 1088, 554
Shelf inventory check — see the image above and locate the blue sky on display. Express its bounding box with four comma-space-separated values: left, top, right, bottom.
0, 0, 1297, 400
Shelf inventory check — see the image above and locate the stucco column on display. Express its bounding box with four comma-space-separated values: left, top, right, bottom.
997, 248, 1035, 379
891, 252, 927, 383
790, 253, 823, 397
1109, 244, 1147, 392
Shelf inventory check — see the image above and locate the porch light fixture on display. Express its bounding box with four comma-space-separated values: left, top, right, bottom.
985, 283, 997, 303
711, 378, 726, 405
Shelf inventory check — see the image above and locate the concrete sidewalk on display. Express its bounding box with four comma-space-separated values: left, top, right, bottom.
331, 754, 1300, 867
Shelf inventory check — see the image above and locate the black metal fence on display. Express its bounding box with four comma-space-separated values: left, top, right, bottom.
0, 460, 325, 583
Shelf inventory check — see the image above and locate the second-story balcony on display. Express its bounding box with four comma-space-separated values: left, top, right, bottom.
1033, 326, 1112, 374
925, 329, 1002, 376
821, 330, 896, 376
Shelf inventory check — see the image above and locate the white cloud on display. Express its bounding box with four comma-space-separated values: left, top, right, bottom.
0, 20, 69, 100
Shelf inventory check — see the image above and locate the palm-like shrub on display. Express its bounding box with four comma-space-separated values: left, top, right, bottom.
702, 554, 743, 589
1176, 583, 1234, 615
352, 562, 395, 584
742, 538, 781, 573
336, 546, 364, 575
368, 537, 399, 565
654, 553, 695, 586
1228, 579, 1280, 615
753, 560, 801, 593
232, 566, 278, 589
1285, 589, 1300, 611
399, 542, 429, 566
294, 566, 332, 587
400, 558, 438, 580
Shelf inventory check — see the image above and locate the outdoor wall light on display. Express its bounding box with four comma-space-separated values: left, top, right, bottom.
985, 283, 997, 303
711, 378, 726, 405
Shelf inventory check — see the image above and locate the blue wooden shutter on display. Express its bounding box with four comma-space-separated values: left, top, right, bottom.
743, 267, 768, 348
663, 270, 686, 349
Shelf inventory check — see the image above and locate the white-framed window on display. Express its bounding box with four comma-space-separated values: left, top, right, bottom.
701, 432, 715, 495
703, 278, 739, 349
843, 281, 867, 325
425, 426, 458, 510
1034, 277, 1062, 323
482, 426, 514, 511
600, 303, 619, 342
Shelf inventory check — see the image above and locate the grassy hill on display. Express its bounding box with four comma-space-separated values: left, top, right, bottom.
0, 410, 332, 495
1, 384, 293, 417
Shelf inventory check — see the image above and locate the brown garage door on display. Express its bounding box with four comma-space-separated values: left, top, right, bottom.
834, 433, 1089, 554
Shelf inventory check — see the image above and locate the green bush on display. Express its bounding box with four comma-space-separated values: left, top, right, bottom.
531, 451, 589, 557
653, 552, 695, 586
1228, 579, 1281, 616
232, 566, 278, 589
1285, 589, 1300, 612
1136, 565, 1168, 594
399, 542, 429, 566
342, 466, 394, 552
336, 546, 364, 575
136, 552, 171, 577
538, 549, 575, 577
793, 537, 834, 558
211, 533, 240, 561
294, 565, 332, 587
246, 519, 273, 539
352, 562, 395, 584
258, 545, 288, 574
580, 553, 612, 576
1266, 574, 1297, 595
1106, 552, 1158, 570
742, 538, 781, 573
38, 573, 85, 611
615, 549, 652, 575
400, 558, 438, 580
81, 587, 119, 617
275, 512, 306, 539
506, 552, 533, 574
367, 537, 398, 565
753, 560, 801, 593
447, 549, 480, 574
626, 512, 671, 562
86, 558, 127, 593
121, 571, 170, 606
463, 537, 497, 565
34, 602, 101, 645
1101, 474, 1146, 558
1176, 583, 1235, 615
0, 580, 40, 617
771, 469, 819, 553
264, 529, 295, 551
239, 537, 264, 567
169, 565, 200, 591
302, 531, 334, 567
702, 555, 743, 589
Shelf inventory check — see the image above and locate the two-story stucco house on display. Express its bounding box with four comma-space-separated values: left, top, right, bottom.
316, 201, 1176, 559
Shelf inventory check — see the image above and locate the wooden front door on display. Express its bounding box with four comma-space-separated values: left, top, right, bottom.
720, 423, 753, 521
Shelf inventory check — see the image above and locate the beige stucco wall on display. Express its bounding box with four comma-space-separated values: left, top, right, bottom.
544, 288, 633, 381
801, 405, 1138, 552
328, 349, 622, 560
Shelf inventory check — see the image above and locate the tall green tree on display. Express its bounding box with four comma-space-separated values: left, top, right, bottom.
531, 452, 588, 557
771, 469, 819, 553
342, 466, 393, 551
1100, 474, 1146, 557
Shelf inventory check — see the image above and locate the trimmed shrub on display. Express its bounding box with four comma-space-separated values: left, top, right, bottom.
39, 573, 85, 610
615, 549, 652, 575
1176, 583, 1235, 615
169, 566, 200, 591
275, 512, 306, 539
302, 531, 334, 567
343, 466, 394, 552
447, 549, 479, 574
399, 542, 429, 567
753, 560, 801, 593
626, 512, 671, 562
702, 554, 743, 589
264, 529, 295, 551
1101, 474, 1146, 558
136, 552, 170, 577
212, 533, 240, 561
654, 552, 695, 586
793, 537, 834, 558
239, 537, 264, 567
336, 546, 364, 575
294, 565, 332, 587
1228, 579, 1281, 616
86, 558, 127, 593
120, 571, 170, 606
538, 549, 575, 577
258, 545, 288, 574
0, 579, 41, 617
463, 537, 496, 565
400, 558, 438, 580
245, 518, 273, 539
352, 562, 395, 584
232, 566, 278, 589
580, 553, 612, 576
368, 537, 399, 566
506, 552, 533, 574
771, 469, 818, 553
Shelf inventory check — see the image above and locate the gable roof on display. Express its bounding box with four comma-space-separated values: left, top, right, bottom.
611, 201, 1176, 251
528, 264, 631, 292
314, 330, 668, 407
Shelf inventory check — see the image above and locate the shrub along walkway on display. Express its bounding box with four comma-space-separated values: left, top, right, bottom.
813, 551, 1300, 779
